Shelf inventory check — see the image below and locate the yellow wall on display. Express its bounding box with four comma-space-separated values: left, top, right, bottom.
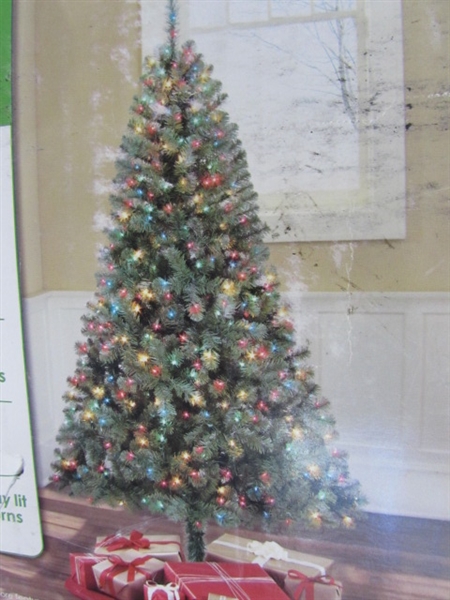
14, 0, 142, 295
14, 0, 449, 296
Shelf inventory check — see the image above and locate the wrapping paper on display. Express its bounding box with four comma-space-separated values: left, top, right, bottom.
70, 553, 106, 590
164, 561, 290, 600
93, 555, 165, 600
65, 574, 114, 600
284, 570, 343, 600
206, 534, 333, 584
95, 531, 183, 562
144, 581, 181, 600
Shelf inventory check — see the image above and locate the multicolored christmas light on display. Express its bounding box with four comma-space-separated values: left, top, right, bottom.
52, 0, 364, 561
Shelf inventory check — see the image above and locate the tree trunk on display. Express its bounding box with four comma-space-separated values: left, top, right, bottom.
185, 517, 206, 561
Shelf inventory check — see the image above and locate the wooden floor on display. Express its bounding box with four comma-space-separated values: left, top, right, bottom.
0, 487, 449, 600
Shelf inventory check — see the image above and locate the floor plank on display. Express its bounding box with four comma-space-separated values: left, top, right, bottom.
0, 487, 448, 600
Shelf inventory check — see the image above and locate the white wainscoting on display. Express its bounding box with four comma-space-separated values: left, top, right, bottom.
23, 291, 450, 520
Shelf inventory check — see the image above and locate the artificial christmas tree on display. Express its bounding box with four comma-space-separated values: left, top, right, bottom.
52, 0, 364, 561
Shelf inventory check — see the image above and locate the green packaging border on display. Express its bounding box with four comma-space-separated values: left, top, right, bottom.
0, 0, 12, 126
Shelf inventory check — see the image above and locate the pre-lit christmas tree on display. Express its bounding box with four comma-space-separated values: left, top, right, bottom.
52, 0, 364, 561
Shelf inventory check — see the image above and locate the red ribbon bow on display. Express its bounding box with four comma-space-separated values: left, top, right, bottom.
150, 589, 173, 600
99, 530, 151, 552
145, 581, 179, 600
97, 530, 182, 556
287, 569, 339, 600
99, 554, 151, 594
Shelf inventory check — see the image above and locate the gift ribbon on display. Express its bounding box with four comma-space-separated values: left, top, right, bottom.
212, 538, 327, 575
247, 540, 290, 565
144, 581, 180, 600
96, 530, 181, 554
287, 569, 341, 600
99, 554, 152, 595
247, 541, 327, 575
97, 530, 151, 552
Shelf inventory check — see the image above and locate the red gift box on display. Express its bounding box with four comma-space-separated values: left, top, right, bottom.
70, 553, 106, 590
284, 570, 343, 600
164, 561, 290, 600
65, 575, 113, 600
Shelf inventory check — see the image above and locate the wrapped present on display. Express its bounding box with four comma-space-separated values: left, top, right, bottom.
206, 534, 333, 585
144, 581, 181, 600
93, 555, 165, 600
164, 561, 290, 600
95, 531, 183, 562
284, 570, 343, 600
70, 553, 106, 590
65, 574, 114, 599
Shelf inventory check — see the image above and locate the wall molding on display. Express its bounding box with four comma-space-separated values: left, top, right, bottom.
284, 290, 450, 519
23, 291, 450, 520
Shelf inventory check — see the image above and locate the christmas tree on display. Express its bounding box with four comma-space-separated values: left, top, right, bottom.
52, 0, 364, 561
